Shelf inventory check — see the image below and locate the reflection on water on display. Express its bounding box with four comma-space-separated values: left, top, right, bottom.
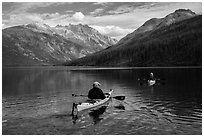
114, 104, 125, 110
3, 68, 88, 97
89, 106, 107, 124
2, 67, 202, 135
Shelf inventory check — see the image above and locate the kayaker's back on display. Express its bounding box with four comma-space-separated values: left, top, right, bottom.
88, 87, 106, 99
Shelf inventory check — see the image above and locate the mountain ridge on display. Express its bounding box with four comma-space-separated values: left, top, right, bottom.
65, 9, 201, 67
117, 9, 197, 46
2, 23, 117, 66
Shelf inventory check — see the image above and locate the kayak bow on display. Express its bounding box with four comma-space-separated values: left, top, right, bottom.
148, 80, 156, 86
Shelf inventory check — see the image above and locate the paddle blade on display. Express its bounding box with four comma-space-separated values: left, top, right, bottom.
113, 96, 125, 100
72, 94, 76, 97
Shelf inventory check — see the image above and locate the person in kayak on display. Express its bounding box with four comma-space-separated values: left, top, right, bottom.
88, 82, 106, 100
150, 72, 155, 80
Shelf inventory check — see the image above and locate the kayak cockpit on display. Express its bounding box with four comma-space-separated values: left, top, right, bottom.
71, 89, 113, 116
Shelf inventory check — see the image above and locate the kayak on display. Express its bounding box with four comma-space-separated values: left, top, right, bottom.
72, 89, 113, 115
148, 80, 156, 86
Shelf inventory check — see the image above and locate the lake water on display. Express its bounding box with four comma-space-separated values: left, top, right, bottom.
2, 67, 202, 135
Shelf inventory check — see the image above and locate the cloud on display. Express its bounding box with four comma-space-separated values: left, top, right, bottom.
89, 8, 104, 16
85, 13, 143, 30
91, 25, 134, 40
72, 12, 85, 21
92, 2, 113, 6
3, 2, 60, 14
65, 10, 74, 13
108, 5, 135, 15
41, 12, 60, 20
2, 2, 71, 28
3, 11, 86, 28
2, 13, 44, 28
2, 24, 5, 29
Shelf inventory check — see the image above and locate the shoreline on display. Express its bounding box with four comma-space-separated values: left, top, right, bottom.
2, 65, 202, 70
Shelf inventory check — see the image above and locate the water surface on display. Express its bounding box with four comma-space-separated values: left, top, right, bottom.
2, 67, 202, 135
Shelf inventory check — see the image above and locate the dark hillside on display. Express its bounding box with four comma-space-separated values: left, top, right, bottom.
65, 15, 202, 67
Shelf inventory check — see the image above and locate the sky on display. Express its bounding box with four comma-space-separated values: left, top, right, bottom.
2, 1, 202, 40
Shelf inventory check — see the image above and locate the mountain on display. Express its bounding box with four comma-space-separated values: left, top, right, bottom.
54, 24, 117, 52
65, 9, 201, 67
117, 9, 196, 46
2, 23, 117, 66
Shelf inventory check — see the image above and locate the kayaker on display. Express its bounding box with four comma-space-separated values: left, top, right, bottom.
150, 72, 155, 80
88, 82, 106, 100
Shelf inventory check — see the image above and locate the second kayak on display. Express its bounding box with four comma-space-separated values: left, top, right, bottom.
148, 80, 156, 86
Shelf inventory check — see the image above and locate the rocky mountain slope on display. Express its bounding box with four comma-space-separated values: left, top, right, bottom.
117, 9, 196, 46
66, 9, 201, 67
54, 24, 117, 52
2, 23, 117, 66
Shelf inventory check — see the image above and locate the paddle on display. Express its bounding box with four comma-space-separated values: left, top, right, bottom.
72, 94, 125, 101
113, 96, 125, 100
72, 94, 87, 97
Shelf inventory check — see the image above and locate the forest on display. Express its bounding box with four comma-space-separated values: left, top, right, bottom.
65, 15, 202, 67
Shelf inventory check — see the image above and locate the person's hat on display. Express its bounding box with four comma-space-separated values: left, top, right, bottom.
93, 81, 101, 87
